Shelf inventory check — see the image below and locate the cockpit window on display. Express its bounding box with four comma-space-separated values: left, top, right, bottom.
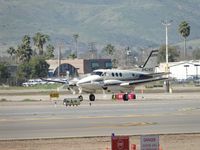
92, 71, 103, 76
102, 72, 106, 76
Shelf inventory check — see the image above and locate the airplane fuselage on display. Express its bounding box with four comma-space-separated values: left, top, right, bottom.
76, 69, 154, 93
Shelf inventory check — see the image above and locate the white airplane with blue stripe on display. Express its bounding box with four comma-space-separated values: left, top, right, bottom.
67, 50, 168, 101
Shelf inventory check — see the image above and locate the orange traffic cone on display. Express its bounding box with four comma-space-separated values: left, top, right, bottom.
159, 145, 163, 150
131, 144, 136, 150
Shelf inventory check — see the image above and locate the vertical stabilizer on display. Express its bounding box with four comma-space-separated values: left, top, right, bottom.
140, 50, 159, 73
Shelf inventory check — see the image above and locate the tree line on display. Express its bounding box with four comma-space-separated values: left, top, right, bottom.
1, 21, 200, 85
0, 32, 54, 85
7, 32, 54, 62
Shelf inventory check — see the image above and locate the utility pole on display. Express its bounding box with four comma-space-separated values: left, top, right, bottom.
58, 45, 61, 77
88, 42, 97, 59
162, 20, 173, 93
73, 34, 79, 58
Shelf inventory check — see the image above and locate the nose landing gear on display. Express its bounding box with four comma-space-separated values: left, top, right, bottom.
89, 94, 95, 101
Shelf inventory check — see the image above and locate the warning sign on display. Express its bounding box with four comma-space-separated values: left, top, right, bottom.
141, 135, 159, 150
50, 92, 59, 98
112, 136, 129, 150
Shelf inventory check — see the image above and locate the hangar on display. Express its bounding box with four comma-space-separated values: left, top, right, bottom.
46, 58, 112, 78
158, 60, 200, 80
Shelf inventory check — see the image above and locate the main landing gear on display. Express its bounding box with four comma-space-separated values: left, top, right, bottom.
78, 94, 95, 101
113, 92, 136, 101
89, 94, 95, 101
123, 93, 129, 101
78, 95, 83, 101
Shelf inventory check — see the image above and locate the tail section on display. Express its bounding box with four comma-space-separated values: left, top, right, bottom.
140, 50, 159, 73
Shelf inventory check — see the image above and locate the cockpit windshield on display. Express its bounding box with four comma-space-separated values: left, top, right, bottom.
91, 71, 103, 76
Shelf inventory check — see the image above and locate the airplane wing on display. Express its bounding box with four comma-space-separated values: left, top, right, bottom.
41, 78, 80, 94
41, 78, 69, 84
120, 77, 168, 87
148, 72, 170, 77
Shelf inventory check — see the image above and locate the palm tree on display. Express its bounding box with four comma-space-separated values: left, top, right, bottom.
103, 44, 116, 67
33, 32, 50, 56
16, 44, 32, 62
73, 34, 79, 58
103, 44, 115, 56
22, 35, 31, 46
178, 21, 190, 59
45, 44, 55, 59
7, 47, 16, 57
68, 53, 77, 59
7, 46, 16, 63
16, 35, 33, 63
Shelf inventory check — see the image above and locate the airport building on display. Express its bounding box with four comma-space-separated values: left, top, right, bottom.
46, 58, 112, 77
158, 60, 200, 80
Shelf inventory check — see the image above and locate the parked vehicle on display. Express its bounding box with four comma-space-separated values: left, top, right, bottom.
63, 96, 83, 107
22, 79, 47, 87
113, 92, 136, 101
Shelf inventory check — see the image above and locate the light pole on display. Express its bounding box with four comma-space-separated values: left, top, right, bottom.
162, 20, 173, 92
194, 64, 200, 79
58, 45, 61, 77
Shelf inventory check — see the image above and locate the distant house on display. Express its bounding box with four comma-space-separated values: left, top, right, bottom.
158, 60, 200, 80
46, 59, 112, 78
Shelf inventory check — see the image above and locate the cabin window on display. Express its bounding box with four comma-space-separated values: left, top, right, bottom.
132, 73, 135, 77
112, 73, 115, 77
119, 73, 122, 77
115, 73, 118, 77
139, 74, 149, 79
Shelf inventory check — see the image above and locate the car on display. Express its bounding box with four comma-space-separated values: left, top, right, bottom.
113, 92, 136, 101
22, 79, 37, 87
22, 79, 46, 87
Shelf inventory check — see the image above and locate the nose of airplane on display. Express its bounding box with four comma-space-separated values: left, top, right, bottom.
76, 75, 102, 86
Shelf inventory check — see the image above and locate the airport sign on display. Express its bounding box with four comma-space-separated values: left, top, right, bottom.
141, 135, 159, 150
111, 135, 129, 150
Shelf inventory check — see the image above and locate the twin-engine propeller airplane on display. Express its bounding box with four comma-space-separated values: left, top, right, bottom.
43, 50, 168, 101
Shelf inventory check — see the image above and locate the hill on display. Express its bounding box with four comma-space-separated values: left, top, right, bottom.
0, 0, 200, 54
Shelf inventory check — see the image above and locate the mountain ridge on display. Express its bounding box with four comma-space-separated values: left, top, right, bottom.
0, 0, 200, 53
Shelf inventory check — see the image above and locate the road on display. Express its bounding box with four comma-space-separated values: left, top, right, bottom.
0, 92, 200, 140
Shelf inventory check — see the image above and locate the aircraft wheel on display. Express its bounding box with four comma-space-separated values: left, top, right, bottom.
112, 94, 115, 100
123, 94, 129, 101
89, 94, 95, 101
78, 95, 83, 101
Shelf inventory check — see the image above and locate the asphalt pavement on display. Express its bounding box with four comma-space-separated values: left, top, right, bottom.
0, 92, 200, 140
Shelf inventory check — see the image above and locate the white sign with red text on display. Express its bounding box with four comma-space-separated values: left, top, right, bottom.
141, 135, 159, 150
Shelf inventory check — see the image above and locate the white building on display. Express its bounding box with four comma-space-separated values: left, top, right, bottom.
158, 60, 200, 80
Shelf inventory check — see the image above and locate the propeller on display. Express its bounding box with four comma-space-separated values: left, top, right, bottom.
78, 87, 82, 94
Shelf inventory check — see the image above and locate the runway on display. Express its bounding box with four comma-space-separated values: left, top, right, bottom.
0, 93, 200, 140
